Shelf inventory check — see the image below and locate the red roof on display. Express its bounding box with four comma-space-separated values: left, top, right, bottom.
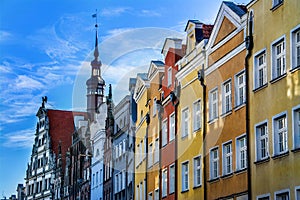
47, 109, 87, 169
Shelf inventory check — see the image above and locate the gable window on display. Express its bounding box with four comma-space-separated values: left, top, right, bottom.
193, 100, 201, 131
254, 50, 267, 89
255, 122, 269, 161
209, 88, 218, 121
181, 108, 189, 138
222, 142, 232, 175
193, 156, 201, 187
273, 113, 288, 155
169, 164, 175, 194
293, 106, 300, 150
235, 71, 246, 106
210, 147, 219, 180
168, 67, 172, 87
291, 26, 300, 70
169, 113, 175, 141
236, 135, 247, 171
222, 80, 232, 114
271, 37, 286, 80
162, 119, 168, 146
162, 168, 168, 197
181, 161, 189, 192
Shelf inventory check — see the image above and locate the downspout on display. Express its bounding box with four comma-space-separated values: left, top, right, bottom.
245, 11, 254, 200
145, 111, 150, 200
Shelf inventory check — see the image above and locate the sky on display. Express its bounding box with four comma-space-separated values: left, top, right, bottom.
0, 0, 249, 197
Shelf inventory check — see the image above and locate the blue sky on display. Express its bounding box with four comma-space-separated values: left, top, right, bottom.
0, 0, 249, 197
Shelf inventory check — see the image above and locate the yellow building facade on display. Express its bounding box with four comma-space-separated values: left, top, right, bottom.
248, 0, 300, 199
175, 20, 208, 200
134, 73, 150, 200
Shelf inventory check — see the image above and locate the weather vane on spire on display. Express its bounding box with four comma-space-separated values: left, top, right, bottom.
92, 9, 98, 28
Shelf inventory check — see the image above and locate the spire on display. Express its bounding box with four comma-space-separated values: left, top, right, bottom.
108, 84, 112, 100
93, 10, 99, 59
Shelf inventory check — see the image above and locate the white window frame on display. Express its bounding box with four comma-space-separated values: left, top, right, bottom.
168, 67, 172, 87
209, 88, 218, 121
222, 79, 232, 114
169, 164, 175, 194
255, 120, 269, 161
222, 141, 233, 175
181, 161, 189, 192
253, 49, 268, 90
272, 111, 288, 156
295, 186, 300, 200
271, 35, 286, 80
181, 107, 189, 138
162, 119, 168, 147
193, 155, 202, 187
153, 97, 157, 116
292, 105, 300, 150
169, 112, 175, 141
272, 0, 283, 8
154, 188, 159, 200
154, 138, 159, 163
148, 192, 153, 200
235, 71, 246, 106
290, 25, 300, 70
210, 147, 219, 180
256, 193, 270, 200
148, 143, 153, 168
193, 99, 201, 131
236, 134, 247, 171
274, 189, 290, 200
162, 168, 168, 197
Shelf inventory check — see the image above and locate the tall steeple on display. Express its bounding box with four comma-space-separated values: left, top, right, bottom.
86, 14, 105, 122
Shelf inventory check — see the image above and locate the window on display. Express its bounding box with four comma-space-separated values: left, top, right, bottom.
293, 106, 300, 149
162, 119, 168, 146
169, 164, 175, 194
193, 100, 201, 131
168, 67, 172, 87
235, 72, 246, 106
296, 187, 300, 200
148, 143, 153, 168
222, 80, 232, 114
115, 174, 118, 193
154, 189, 159, 200
209, 88, 218, 121
222, 142, 232, 175
162, 168, 168, 197
119, 142, 123, 156
193, 156, 201, 187
139, 182, 143, 200
291, 27, 300, 69
96, 172, 98, 185
154, 138, 159, 163
255, 122, 269, 161
273, 113, 288, 155
181, 108, 189, 138
169, 113, 175, 141
272, 0, 283, 8
181, 161, 189, 191
122, 170, 126, 190
210, 148, 219, 179
254, 50, 267, 89
271, 37, 286, 79
257, 195, 270, 200
236, 135, 247, 170
153, 98, 157, 116
275, 191, 289, 200
148, 192, 153, 200
136, 185, 139, 200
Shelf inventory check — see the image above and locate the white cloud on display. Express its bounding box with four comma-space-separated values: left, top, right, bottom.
14, 75, 44, 90
1, 128, 35, 148
100, 7, 130, 17
139, 10, 161, 17
0, 30, 12, 43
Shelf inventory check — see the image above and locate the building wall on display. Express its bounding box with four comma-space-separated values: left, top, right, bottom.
248, 0, 300, 199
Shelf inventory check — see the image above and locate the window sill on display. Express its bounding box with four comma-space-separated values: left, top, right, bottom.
221, 172, 233, 179
235, 168, 247, 175
208, 177, 220, 183
290, 66, 300, 73
193, 184, 202, 189
169, 191, 175, 195
291, 148, 300, 153
270, 1, 284, 11
208, 118, 218, 124
254, 157, 270, 165
234, 103, 246, 111
181, 189, 189, 193
221, 111, 232, 118
270, 73, 287, 84
272, 151, 289, 160
181, 135, 188, 140
193, 127, 201, 133
253, 83, 268, 93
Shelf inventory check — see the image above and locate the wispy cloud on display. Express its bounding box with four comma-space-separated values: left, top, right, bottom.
100, 7, 131, 17
1, 128, 35, 148
139, 10, 161, 17
0, 30, 12, 43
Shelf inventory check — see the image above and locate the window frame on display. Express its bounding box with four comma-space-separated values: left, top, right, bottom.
162, 168, 168, 197
255, 120, 269, 161
193, 155, 202, 187
236, 134, 247, 171
209, 147, 219, 180
222, 141, 233, 175
148, 142, 153, 168
290, 25, 300, 70
153, 97, 157, 116
169, 112, 175, 142
154, 137, 159, 163
162, 119, 168, 146
271, 35, 286, 80
181, 107, 190, 138
272, 111, 288, 156
274, 189, 290, 200
253, 49, 268, 90
209, 87, 219, 121
256, 193, 270, 200
167, 67, 172, 87
193, 99, 201, 131
292, 105, 300, 150
235, 70, 246, 107
222, 79, 232, 115
181, 161, 189, 192
169, 163, 175, 194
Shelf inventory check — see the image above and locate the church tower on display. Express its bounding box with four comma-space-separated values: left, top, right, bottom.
86, 22, 105, 122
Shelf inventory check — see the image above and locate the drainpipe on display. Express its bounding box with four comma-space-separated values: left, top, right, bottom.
245, 11, 254, 200
156, 100, 163, 200
145, 110, 150, 200
198, 62, 207, 200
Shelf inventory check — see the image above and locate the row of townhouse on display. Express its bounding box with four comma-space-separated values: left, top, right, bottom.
132, 0, 300, 200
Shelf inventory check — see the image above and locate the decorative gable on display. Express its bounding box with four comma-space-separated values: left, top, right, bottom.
213, 16, 237, 46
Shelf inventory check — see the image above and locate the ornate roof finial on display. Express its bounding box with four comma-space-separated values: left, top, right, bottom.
92, 10, 99, 58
